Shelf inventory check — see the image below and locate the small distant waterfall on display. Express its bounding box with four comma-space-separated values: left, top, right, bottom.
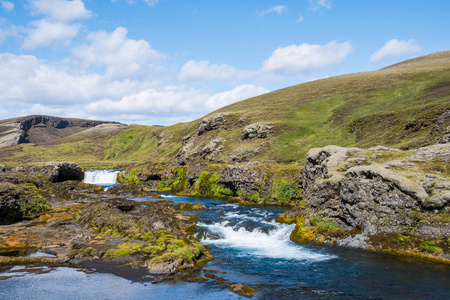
84, 169, 121, 189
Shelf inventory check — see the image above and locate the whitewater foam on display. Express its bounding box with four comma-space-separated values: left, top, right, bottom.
84, 169, 120, 185
200, 221, 334, 261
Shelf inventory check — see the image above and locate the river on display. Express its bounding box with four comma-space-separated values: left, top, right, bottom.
1, 193, 449, 299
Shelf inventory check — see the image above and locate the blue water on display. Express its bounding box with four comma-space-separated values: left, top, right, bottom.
1, 194, 449, 299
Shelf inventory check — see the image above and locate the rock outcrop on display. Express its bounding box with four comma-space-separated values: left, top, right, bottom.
220, 162, 267, 195
287, 143, 450, 257
174, 113, 232, 165
241, 122, 273, 140
27, 162, 84, 182
432, 109, 450, 143
196, 113, 230, 135
0, 180, 51, 225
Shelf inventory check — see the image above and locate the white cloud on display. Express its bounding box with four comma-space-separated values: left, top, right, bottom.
22, 104, 90, 119
0, 53, 156, 106
179, 60, 236, 81
72, 27, 165, 80
29, 0, 93, 22
261, 41, 354, 76
111, 0, 159, 7
370, 39, 421, 63
309, 0, 333, 11
179, 60, 254, 81
259, 5, 287, 17
85, 86, 209, 116
0, 52, 268, 125
0, 24, 19, 43
1, 1, 14, 12
296, 14, 304, 23
84, 84, 269, 122
22, 19, 80, 49
205, 85, 269, 110
143, 0, 158, 6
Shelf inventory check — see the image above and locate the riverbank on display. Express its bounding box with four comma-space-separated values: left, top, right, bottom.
113, 143, 450, 263
1, 193, 450, 299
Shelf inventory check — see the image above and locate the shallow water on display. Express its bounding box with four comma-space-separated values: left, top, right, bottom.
1, 194, 449, 299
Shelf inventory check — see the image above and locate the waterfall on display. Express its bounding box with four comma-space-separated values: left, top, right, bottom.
84, 169, 121, 189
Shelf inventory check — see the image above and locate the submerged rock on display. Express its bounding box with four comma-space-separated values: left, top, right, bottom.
227, 284, 257, 298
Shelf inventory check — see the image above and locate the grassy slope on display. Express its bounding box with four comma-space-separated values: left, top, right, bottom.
1, 51, 449, 168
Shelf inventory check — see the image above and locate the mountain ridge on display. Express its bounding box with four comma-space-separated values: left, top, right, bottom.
0, 115, 122, 148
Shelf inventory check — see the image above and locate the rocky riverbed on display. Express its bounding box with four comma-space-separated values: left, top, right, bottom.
0, 163, 211, 283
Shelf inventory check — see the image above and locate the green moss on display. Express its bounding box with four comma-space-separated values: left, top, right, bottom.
104, 248, 131, 258
269, 176, 301, 204
155, 167, 188, 192
419, 240, 443, 254
141, 231, 154, 242
124, 169, 142, 185
290, 215, 317, 243
144, 244, 165, 255
148, 238, 205, 268
309, 214, 341, 233
396, 234, 412, 243
193, 171, 230, 198
157, 179, 177, 191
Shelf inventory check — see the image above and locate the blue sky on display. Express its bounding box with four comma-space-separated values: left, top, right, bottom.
0, 0, 449, 125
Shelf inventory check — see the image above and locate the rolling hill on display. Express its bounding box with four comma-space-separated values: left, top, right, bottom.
1, 51, 449, 168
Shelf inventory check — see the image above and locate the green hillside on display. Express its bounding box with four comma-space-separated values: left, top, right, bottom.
1, 51, 449, 168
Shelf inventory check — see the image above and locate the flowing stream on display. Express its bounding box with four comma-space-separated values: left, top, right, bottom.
1, 194, 449, 299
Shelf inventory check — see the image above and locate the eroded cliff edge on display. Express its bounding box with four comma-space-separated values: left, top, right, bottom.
278, 143, 449, 261
0, 115, 123, 148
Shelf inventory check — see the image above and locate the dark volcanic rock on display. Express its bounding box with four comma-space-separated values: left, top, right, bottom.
0, 181, 51, 224
28, 162, 84, 182
220, 162, 266, 195
290, 144, 450, 257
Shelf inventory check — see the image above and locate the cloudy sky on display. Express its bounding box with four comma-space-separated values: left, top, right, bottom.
1, 0, 449, 125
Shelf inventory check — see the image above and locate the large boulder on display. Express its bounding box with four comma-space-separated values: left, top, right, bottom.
0, 181, 51, 224
220, 162, 266, 195
28, 162, 84, 182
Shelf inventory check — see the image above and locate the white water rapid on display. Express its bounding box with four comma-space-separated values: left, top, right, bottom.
84, 169, 120, 187
197, 203, 335, 262
201, 221, 332, 261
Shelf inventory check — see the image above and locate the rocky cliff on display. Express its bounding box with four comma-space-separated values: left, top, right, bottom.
0, 115, 121, 148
